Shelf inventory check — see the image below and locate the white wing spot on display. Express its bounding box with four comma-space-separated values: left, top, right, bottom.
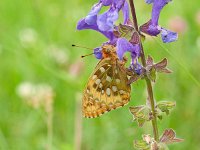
106, 76, 112, 82
99, 83, 103, 88
115, 69, 118, 74
86, 89, 90, 94
95, 79, 101, 85
119, 90, 125, 95
116, 79, 120, 83
92, 75, 97, 80
112, 86, 117, 92
99, 67, 106, 73
128, 76, 131, 80
106, 88, 111, 96
102, 90, 104, 94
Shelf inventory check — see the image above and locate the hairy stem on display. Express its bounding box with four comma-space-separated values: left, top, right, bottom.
129, 0, 159, 141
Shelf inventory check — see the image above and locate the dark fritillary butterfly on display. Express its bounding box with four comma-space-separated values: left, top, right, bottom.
82, 44, 131, 118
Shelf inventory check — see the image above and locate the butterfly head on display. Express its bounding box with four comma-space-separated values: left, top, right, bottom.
101, 45, 117, 59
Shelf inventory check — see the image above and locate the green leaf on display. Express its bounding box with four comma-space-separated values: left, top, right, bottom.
156, 101, 176, 115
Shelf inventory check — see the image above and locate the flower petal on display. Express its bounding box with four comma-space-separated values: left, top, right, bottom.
122, 0, 130, 24
140, 20, 160, 36
116, 38, 140, 61
130, 62, 143, 75
151, 0, 172, 26
77, 18, 115, 42
145, 0, 154, 4
94, 47, 102, 59
148, 23, 161, 36
161, 28, 178, 43
97, 7, 119, 31
113, 0, 125, 9
101, 0, 113, 6
85, 2, 103, 25
77, 18, 97, 30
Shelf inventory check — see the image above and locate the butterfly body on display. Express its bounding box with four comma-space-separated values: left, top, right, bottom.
83, 45, 131, 118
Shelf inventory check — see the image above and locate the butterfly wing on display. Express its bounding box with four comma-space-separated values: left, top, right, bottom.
82, 58, 131, 118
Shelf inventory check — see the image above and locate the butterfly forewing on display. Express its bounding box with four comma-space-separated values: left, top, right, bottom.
83, 57, 131, 118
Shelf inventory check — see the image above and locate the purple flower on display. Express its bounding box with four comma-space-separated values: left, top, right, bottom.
97, 7, 119, 31
94, 47, 102, 59
116, 38, 140, 64
140, 0, 178, 43
77, 18, 115, 41
85, 2, 103, 25
77, 0, 129, 33
145, 0, 154, 4
76, 0, 141, 71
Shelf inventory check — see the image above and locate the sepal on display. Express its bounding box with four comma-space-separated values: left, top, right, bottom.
159, 129, 184, 144
156, 101, 176, 115
129, 105, 151, 127
145, 56, 172, 82
117, 23, 135, 39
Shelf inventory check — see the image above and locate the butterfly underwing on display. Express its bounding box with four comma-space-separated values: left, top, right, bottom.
82, 44, 131, 118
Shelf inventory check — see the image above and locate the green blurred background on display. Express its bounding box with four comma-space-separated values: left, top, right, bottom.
0, 0, 200, 149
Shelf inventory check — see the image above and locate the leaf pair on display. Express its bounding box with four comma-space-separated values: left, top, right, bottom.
130, 100, 176, 126
134, 129, 183, 150
146, 56, 172, 82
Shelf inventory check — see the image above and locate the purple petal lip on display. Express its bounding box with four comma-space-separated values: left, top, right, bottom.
77, 18, 115, 41
161, 28, 178, 43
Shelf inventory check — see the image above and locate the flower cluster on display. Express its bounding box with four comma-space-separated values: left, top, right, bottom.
77, 0, 141, 71
77, 0, 178, 73
140, 0, 178, 43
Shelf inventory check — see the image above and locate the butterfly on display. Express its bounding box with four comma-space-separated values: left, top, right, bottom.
82, 44, 131, 118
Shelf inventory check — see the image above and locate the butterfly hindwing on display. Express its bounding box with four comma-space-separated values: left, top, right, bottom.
83, 58, 131, 118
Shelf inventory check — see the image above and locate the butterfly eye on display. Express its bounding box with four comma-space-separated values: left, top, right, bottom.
105, 48, 111, 53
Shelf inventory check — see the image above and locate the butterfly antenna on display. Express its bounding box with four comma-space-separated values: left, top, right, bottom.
72, 44, 93, 50
72, 44, 94, 58
81, 53, 94, 58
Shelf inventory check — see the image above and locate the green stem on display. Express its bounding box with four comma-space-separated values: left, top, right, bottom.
129, 0, 159, 141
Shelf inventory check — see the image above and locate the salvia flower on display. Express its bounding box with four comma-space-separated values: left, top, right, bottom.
140, 0, 178, 43
77, 0, 129, 37
117, 37, 140, 62
77, 0, 142, 74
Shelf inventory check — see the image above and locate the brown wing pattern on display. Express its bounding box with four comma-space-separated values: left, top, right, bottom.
82, 58, 131, 118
